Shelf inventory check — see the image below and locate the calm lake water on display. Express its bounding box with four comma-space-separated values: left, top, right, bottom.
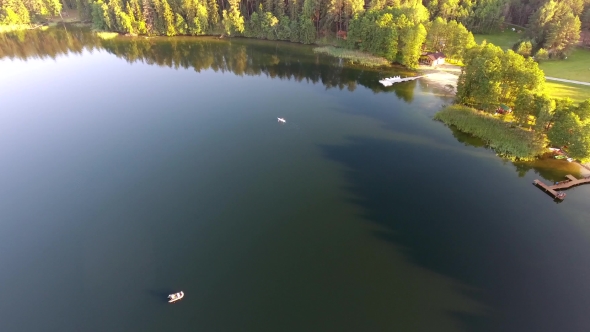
1, 26, 590, 332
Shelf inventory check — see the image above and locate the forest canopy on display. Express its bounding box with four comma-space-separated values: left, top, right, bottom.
2, 0, 587, 63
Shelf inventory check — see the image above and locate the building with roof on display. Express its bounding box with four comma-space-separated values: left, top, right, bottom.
420, 52, 446, 67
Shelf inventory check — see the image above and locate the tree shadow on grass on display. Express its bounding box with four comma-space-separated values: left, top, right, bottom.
320, 136, 590, 332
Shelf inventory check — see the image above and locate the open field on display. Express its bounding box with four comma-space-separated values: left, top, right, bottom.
546, 81, 590, 102
474, 31, 520, 51
538, 48, 590, 83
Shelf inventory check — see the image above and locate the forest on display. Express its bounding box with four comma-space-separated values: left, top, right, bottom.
450, 42, 590, 161
2, 0, 589, 63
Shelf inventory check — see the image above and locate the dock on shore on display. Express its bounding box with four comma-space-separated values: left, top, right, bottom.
533, 175, 590, 200
379, 75, 425, 87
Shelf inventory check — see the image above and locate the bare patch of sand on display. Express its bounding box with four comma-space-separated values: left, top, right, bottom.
419, 64, 461, 95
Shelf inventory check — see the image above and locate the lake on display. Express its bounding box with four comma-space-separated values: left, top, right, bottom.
1, 26, 590, 332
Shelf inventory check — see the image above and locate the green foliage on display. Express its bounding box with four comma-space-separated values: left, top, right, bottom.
425, 17, 475, 61
397, 22, 426, 68
160, 0, 176, 36
288, 17, 299, 42
424, 0, 473, 21
463, 0, 507, 33
261, 11, 278, 40
175, 13, 187, 34
206, 0, 218, 29
434, 105, 546, 160
298, 17, 315, 43
91, 0, 110, 30
457, 42, 545, 112
548, 106, 590, 162
544, 13, 581, 58
534, 47, 548, 61
346, 6, 432, 67
221, 0, 244, 36
527, 0, 581, 57
1, 0, 30, 25
298, 0, 316, 44
276, 15, 290, 40
514, 40, 532, 57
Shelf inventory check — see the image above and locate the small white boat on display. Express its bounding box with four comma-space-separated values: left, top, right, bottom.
168, 291, 184, 303
277, 117, 286, 123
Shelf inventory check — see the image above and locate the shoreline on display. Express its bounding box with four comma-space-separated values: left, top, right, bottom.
418, 64, 461, 94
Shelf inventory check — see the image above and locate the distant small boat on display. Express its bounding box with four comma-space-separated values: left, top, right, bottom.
168, 291, 184, 303
278, 117, 286, 123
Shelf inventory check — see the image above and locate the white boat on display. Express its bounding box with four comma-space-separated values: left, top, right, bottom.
277, 117, 286, 123
168, 291, 184, 303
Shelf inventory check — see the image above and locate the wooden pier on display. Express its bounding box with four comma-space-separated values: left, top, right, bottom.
533, 175, 590, 200
379, 75, 425, 87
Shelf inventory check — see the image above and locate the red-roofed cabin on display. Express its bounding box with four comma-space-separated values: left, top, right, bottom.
420, 52, 446, 67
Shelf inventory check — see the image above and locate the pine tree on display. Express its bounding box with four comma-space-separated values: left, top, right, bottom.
545, 13, 581, 57
76, 0, 93, 21
276, 14, 290, 39
142, 0, 155, 34
273, 0, 285, 17
222, 0, 244, 35
161, 0, 176, 35
175, 13, 187, 34
288, 0, 299, 20
397, 22, 427, 68
264, 0, 272, 13
289, 16, 299, 41
298, 0, 316, 43
206, 0, 218, 30
43, 0, 62, 16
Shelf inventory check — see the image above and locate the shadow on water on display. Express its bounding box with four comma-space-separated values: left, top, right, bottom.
146, 288, 176, 303
448, 126, 583, 182
320, 136, 590, 332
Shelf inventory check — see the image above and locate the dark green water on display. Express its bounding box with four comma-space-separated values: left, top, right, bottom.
1, 26, 590, 332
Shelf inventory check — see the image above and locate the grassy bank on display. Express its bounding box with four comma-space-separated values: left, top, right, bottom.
473, 31, 520, 51
434, 105, 545, 160
546, 81, 590, 102
538, 48, 590, 83
313, 46, 390, 67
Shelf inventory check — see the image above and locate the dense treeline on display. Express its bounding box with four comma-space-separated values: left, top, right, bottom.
456, 42, 590, 161
0, 0, 61, 25
3, 0, 588, 60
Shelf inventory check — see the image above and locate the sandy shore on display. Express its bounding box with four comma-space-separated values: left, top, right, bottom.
418, 64, 461, 94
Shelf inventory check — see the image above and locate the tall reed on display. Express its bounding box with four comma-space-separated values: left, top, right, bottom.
434, 105, 545, 160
